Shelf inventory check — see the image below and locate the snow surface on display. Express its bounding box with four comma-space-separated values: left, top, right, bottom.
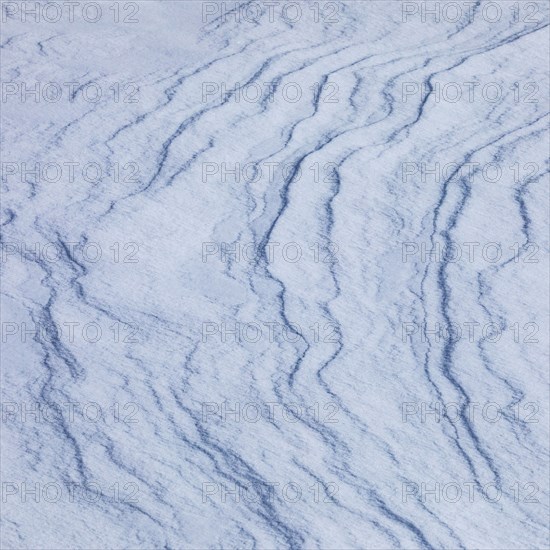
1, 1, 549, 548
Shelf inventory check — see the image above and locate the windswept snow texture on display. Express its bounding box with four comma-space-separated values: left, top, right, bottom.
1, 1, 549, 549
